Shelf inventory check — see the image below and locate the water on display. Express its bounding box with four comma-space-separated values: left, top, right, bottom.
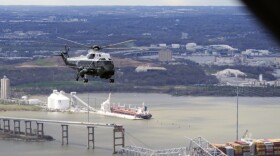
1, 93, 280, 156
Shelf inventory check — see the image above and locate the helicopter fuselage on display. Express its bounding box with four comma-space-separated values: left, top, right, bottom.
57, 37, 134, 83
61, 50, 115, 82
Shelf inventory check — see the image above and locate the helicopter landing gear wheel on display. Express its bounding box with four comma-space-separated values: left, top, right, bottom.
110, 79, 114, 83
83, 79, 88, 83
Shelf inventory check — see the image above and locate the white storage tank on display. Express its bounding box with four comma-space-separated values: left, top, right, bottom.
47, 90, 57, 109
47, 90, 70, 110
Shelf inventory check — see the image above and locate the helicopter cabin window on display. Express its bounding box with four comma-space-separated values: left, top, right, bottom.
88, 54, 95, 59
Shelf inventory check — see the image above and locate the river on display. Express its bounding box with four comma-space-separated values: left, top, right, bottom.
1, 93, 280, 156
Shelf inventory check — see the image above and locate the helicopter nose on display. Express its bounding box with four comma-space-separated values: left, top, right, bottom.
103, 63, 114, 71
103, 64, 115, 77
107, 64, 114, 71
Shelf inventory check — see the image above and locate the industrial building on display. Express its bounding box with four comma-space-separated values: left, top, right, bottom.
1, 75, 10, 99
20, 96, 43, 105
47, 90, 70, 110
158, 49, 172, 62
135, 65, 167, 72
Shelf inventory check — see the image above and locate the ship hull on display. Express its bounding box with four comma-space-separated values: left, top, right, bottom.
136, 114, 152, 119
111, 107, 152, 119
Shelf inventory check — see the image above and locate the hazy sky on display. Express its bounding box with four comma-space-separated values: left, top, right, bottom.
0, 0, 243, 6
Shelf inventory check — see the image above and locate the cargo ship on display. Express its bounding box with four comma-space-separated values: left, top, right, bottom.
110, 105, 152, 119
97, 93, 152, 120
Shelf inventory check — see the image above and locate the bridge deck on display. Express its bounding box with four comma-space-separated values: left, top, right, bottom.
0, 116, 119, 128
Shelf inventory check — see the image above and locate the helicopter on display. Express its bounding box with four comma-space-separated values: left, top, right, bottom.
56, 37, 135, 83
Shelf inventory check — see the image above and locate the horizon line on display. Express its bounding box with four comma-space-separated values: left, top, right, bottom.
0, 4, 246, 7
0, 4, 244, 7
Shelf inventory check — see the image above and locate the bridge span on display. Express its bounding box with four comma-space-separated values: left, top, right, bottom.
0, 116, 124, 154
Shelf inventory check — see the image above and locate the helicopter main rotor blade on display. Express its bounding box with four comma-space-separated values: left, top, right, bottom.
105, 47, 139, 50
57, 37, 90, 48
108, 49, 141, 54
28, 41, 67, 46
105, 46, 163, 51
102, 40, 136, 49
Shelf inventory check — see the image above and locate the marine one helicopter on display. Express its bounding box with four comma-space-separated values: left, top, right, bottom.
56, 37, 135, 83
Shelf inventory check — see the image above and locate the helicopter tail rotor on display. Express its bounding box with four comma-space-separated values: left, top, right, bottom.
53, 45, 70, 57
63, 45, 70, 58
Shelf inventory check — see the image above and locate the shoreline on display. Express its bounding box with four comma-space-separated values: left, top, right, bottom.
0, 104, 42, 112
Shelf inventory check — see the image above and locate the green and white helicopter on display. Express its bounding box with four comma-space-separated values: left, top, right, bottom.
56, 37, 135, 83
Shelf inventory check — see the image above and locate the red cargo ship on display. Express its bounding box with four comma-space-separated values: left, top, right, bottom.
110, 104, 152, 119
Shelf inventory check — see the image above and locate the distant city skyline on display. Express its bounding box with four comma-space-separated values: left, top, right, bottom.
0, 0, 243, 6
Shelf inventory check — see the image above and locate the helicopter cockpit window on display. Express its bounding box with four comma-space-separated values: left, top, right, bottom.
88, 54, 95, 59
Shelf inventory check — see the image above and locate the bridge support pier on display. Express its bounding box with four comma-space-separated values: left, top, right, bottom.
113, 125, 125, 154
25, 120, 32, 136
36, 122, 44, 138
3, 119, 10, 133
87, 126, 95, 149
13, 120, 21, 134
61, 124, 69, 145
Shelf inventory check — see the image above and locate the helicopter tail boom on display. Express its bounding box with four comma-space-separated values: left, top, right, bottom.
54, 45, 75, 67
